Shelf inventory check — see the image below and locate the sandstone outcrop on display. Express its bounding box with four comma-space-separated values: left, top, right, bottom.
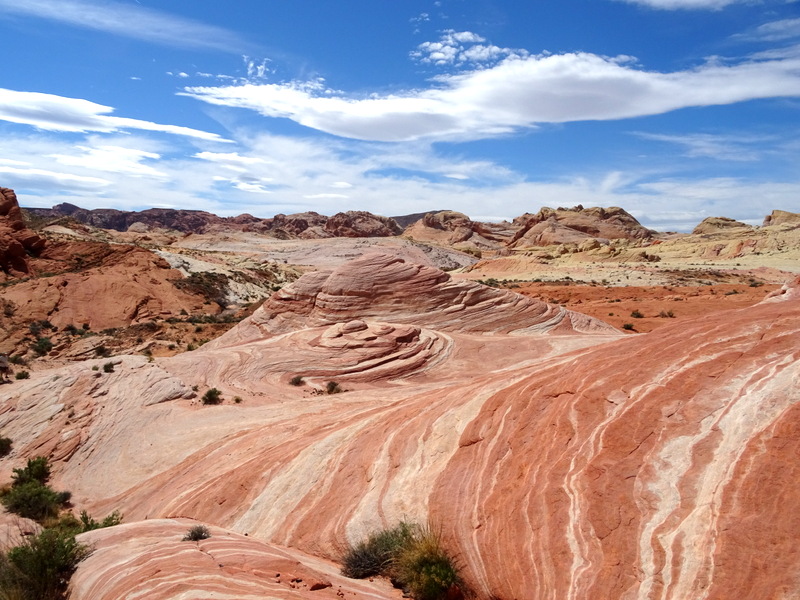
510, 205, 653, 248
763, 209, 800, 227
0, 187, 45, 278
210, 252, 618, 348
692, 215, 752, 235
403, 210, 514, 250
323, 211, 403, 238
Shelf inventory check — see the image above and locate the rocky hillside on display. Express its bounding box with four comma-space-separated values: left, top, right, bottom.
1, 253, 797, 599
0, 187, 46, 279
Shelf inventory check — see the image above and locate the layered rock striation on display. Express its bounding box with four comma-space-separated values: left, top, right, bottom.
0, 187, 45, 278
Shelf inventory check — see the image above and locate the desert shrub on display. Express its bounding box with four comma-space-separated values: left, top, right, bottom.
233, 396, 243, 404
1, 528, 90, 600
1, 481, 62, 522
0, 437, 12, 458
326, 381, 343, 395
392, 526, 462, 600
8, 355, 25, 366
622, 323, 635, 331
289, 375, 304, 386
12, 457, 51, 486
341, 522, 417, 579
342, 523, 462, 600
102, 362, 114, 373
182, 524, 211, 541
94, 345, 110, 358
658, 310, 675, 319
201, 388, 222, 405
14, 371, 29, 380
630, 310, 644, 319
31, 337, 53, 356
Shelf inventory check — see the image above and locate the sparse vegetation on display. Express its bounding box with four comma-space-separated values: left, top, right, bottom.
630, 310, 644, 319
341, 522, 463, 600
658, 310, 675, 318
289, 375, 304, 386
31, 337, 53, 356
15, 371, 29, 380
326, 381, 343, 395
182, 524, 211, 541
622, 323, 635, 331
102, 362, 115, 373
201, 388, 223, 405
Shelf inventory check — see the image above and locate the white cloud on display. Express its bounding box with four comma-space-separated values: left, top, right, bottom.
635, 132, 775, 161
184, 51, 800, 142
0, 165, 110, 189
304, 193, 349, 199
331, 181, 353, 188
0, 88, 229, 142
736, 18, 800, 42
50, 145, 166, 177
411, 29, 528, 66
619, 0, 744, 9
0, 0, 248, 52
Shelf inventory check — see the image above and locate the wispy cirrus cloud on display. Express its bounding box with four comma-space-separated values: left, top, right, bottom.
0, 0, 249, 52
735, 18, 800, 42
634, 132, 775, 161
50, 145, 167, 178
0, 88, 229, 142
618, 0, 745, 9
183, 50, 800, 142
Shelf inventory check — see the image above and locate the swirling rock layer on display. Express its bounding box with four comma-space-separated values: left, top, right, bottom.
0, 265, 797, 600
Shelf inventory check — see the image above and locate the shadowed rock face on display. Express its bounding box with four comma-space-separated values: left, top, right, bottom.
0, 187, 45, 278
0, 263, 797, 599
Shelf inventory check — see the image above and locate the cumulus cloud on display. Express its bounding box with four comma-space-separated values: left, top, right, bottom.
0, 0, 248, 52
411, 29, 528, 66
184, 51, 800, 142
0, 88, 228, 142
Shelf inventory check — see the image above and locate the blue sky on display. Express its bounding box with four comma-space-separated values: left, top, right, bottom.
0, 0, 798, 230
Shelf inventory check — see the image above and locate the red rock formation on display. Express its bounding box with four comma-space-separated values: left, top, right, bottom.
0, 261, 797, 600
211, 252, 618, 347
0, 187, 45, 278
323, 211, 402, 238
510, 205, 653, 248
404, 210, 514, 250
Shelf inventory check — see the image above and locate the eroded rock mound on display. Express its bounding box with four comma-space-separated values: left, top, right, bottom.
510, 205, 653, 248
0, 187, 45, 278
763, 209, 800, 227
323, 211, 403, 238
213, 252, 618, 346
692, 216, 753, 235
404, 210, 514, 250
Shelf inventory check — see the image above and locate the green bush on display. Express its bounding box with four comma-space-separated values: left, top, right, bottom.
31, 337, 53, 356
630, 310, 644, 319
102, 362, 115, 373
201, 388, 222, 405
0, 528, 90, 600
1, 480, 62, 522
326, 381, 343, 395
622, 323, 635, 331
0, 437, 11, 458
12, 457, 52, 486
14, 371, 29, 380
289, 375, 304, 386
182, 524, 211, 541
